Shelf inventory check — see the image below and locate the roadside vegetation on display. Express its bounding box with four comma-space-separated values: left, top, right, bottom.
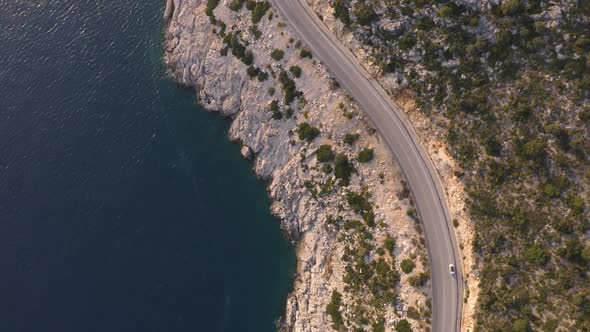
329, 0, 590, 329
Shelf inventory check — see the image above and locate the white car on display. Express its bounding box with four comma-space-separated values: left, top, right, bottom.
449, 264, 455, 275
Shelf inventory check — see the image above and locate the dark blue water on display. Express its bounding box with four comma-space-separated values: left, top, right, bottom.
0, 1, 294, 331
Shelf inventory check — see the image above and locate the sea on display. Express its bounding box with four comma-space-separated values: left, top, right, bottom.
0, 1, 295, 331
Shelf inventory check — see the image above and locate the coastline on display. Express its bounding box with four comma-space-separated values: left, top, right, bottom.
163, 1, 433, 330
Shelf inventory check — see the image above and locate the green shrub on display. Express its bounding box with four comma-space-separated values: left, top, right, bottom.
249, 25, 262, 39
278, 70, 301, 105
271, 48, 285, 61
271, 111, 283, 120
300, 48, 313, 59
297, 122, 320, 142
372, 319, 386, 332
500, 0, 524, 16
326, 290, 344, 329
568, 194, 585, 214
344, 133, 359, 145
346, 191, 372, 215
334, 153, 354, 185
205, 0, 220, 21
518, 138, 547, 161
229, 0, 246, 11
399, 33, 417, 51
437, 5, 453, 18
543, 183, 560, 198
229, 35, 246, 59
581, 246, 590, 263
242, 49, 254, 65
257, 71, 269, 81
246, 66, 259, 78
269, 100, 279, 113
395, 319, 413, 332
485, 137, 502, 156
406, 306, 421, 320
512, 318, 530, 332
400, 259, 416, 274
332, 0, 350, 24
409, 272, 429, 287
317, 144, 335, 162
384, 236, 396, 254
353, 2, 377, 26
357, 148, 374, 163
250, 1, 270, 24
245, 0, 256, 10
289, 65, 302, 78
525, 244, 548, 266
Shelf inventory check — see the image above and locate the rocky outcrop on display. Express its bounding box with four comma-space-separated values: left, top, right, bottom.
164, 1, 431, 330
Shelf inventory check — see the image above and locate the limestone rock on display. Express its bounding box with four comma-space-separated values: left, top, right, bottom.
240, 145, 253, 160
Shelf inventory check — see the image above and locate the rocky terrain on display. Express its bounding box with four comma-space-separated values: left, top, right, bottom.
164, 0, 435, 331
306, 0, 590, 330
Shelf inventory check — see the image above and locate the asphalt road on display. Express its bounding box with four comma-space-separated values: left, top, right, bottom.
271, 1, 464, 331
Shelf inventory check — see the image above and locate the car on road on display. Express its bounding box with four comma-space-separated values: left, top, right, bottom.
449, 264, 455, 275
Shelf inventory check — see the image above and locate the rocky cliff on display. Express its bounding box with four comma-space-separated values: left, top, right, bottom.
164, 1, 432, 330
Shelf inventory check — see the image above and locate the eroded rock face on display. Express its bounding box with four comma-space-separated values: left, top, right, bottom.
164, 1, 430, 331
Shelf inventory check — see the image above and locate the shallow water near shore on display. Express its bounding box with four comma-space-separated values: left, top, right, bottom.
0, 1, 295, 331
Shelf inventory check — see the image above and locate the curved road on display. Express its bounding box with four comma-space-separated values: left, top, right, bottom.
271, 1, 464, 331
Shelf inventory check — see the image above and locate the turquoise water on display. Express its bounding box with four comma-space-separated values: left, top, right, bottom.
0, 1, 295, 331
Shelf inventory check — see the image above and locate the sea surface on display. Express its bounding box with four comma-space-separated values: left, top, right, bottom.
0, 1, 295, 331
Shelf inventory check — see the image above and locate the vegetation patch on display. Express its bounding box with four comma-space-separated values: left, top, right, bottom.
330, 0, 590, 329
356, 148, 374, 163
297, 122, 320, 142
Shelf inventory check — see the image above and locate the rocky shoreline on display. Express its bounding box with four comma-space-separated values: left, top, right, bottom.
164, 1, 432, 330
